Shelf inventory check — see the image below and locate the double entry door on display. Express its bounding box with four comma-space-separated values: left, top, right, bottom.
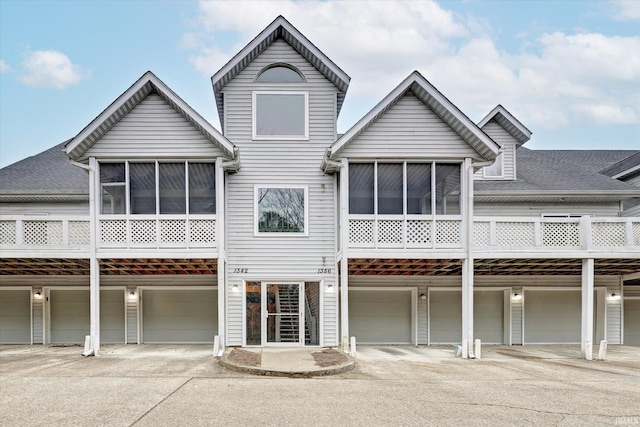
246, 282, 319, 346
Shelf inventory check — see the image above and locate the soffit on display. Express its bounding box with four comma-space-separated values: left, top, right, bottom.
0, 258, 218, 275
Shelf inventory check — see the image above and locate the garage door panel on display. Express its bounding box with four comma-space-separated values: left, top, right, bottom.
624, 300, 640, 347
475, 291, 504, 344
142, 290, 217, 343
430, 291, 462, 344
525, 291, 581, 343
50, 290, 89, 344
0, 290, 31, 344
101, 290, 125, 344
349, 290, 412, 344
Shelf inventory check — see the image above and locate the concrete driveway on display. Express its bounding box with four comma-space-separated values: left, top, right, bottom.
2, 344, 639, 426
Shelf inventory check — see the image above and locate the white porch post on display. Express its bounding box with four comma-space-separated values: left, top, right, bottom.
340, 159, 350, 350
581, 258, 595, 360
89, 157, 100, 355
462, 158, 474, 359
215, 157, 225, 352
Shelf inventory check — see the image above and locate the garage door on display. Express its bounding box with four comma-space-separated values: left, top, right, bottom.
49, 289, 126, 344
475, 290, 504, 344
624, 300, 640, 347
524, 290, 580, 343
0, 289, 31, 344
430, 290, 505, 344
349, 290, 412, 344
142, 289, 217, 343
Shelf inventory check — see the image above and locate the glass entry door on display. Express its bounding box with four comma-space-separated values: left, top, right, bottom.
264, 283, 302, 345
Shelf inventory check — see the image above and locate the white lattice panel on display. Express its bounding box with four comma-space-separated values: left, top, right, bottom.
632, 222, 640, 246
349, 220, 373, 245
160, 219, 186, 244
23, 221, 62, 246
377, 220, 402, 244
100, 220, 127, 245
131, 220, 156, 245
591, 222, 626, 247
496, 222, 535, 246
190, 219, 216, 244
0, 221, 16, 245
435, 220, 460, 245
407, 220, 431, 244
68, 221, 90, 245
473, 222, 490, 246
542, 222, 580, 247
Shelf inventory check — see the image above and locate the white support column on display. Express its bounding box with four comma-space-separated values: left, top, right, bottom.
581, 258, 595, 360
462, 158, 475, 358
215, 157, 226, 352
340, 159, 350, 350
89, 157, 100, 356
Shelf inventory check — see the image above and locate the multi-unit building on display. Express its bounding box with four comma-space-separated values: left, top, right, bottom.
1, 17, 639, 359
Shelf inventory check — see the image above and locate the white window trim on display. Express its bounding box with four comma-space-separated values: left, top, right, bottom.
252, 91, 309, 141
482, 152, 504, 179
254, 185, 309, 236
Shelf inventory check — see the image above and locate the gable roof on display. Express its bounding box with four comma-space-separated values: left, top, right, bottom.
328, 71, 500, 161
210, 15, 350, 127
0, 141, 88, 201
475, 148, 640, 202
65, 71, 237, 162
600, 151, 640, 179
478, 104, 532, 146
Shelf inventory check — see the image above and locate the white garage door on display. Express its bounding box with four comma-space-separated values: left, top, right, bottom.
142, 289, 217, 343
430, 290, 505, 344
349, 290, 412, 344
50, 289, 125, 344
624, 300, 640, 347
0, 289, 31, 344
475, 290, 504, 344
524, 290, 580, 344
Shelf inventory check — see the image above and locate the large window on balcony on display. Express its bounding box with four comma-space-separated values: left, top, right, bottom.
99, 161, 215, 215
349, 162, 461, 215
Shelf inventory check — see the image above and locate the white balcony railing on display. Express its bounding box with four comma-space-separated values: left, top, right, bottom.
0, 216, 90, 248
347, 215, 640, 252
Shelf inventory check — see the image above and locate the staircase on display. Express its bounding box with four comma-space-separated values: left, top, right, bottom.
276, 286, 311, 344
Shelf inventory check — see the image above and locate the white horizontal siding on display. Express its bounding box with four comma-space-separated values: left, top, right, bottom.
474, 202, 622, 217
222, 40, 339, 346
0, 202, 89, 215
511, 286, 523, 344
339, 92, 478, 159
126, 287, 138, 344
33, 288, 43, 344
85, 94, 226, 159
476, 120, 516, 180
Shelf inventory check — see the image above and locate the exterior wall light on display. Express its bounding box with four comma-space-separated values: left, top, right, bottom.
34, 292, 42, 298
232, 284, 239, 292
608, 293, 621, 301
512, 293, 523, 301
326, 284, 334, 292
128, 291, 136, 299
420, 294, 427, 300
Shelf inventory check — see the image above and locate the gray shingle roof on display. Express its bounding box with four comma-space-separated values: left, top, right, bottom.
0, 142, 88, 199
475, 148, 640, 199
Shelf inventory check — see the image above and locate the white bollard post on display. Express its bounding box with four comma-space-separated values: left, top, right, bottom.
474, 339, 482, 359
598, 340, 608, 360
81, 335, 93, 357
213, 335, 220, 357
585, 340, 593, 360
350, 336, 357, 358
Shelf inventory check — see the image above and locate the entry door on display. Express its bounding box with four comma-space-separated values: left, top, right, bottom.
263, 283, 303, 346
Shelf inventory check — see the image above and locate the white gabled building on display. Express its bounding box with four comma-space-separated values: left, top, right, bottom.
1, 16, 639, 358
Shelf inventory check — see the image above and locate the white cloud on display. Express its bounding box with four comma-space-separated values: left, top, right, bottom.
184, 0, 640, 132
609, 0, 640, 21
19, 50, 91, 89
0, 60, 10, 73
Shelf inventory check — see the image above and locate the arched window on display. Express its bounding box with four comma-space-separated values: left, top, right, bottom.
256, 64, 304, 82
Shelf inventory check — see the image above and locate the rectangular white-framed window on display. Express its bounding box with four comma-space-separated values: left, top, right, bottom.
482, 152, 504, 179
254, 185, 308, 236
252, 91, 309, 140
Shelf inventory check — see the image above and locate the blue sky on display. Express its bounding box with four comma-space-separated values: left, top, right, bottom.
1, 0, 639, 168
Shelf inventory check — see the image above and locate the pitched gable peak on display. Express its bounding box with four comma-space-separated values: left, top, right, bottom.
478, 104, 532, 146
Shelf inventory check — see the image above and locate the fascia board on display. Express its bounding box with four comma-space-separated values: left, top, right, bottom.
478, 105, 532, 144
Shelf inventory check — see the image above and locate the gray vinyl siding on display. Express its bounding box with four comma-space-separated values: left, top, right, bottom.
476, 120, 516, 180
511, 287, 523, 345
338, 92, 479, 159
126, 287, 138, 344
418, 285, 428, 345
474, 202, 621, 217
221, 40, 339, 346
33, 288, 43, 344
85, 94, 226, 159
0, 202, 89, 215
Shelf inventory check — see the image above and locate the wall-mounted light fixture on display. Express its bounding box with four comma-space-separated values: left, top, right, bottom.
128, 291, 136, 299
232, 284, 239, 292
512, 293, 523, 301
607, 293, 621, 301
34, 291, 42, 298
326, 284, 334, 293
420, 294, 427, 301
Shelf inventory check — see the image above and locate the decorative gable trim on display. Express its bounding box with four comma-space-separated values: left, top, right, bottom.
210, 15, 350, 128
328, 71, 500, 161
478, 104, 532, 146
65, 71, 237, 162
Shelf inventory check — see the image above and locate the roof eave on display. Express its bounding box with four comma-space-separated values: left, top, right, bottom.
478, 105, 532, 145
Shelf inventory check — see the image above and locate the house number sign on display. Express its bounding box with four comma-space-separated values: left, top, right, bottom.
317, 268, 333, 274
233, 268, 248, 274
